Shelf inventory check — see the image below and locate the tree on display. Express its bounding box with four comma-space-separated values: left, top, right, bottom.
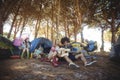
88, 0, 120, 44
0, 0, 20, 35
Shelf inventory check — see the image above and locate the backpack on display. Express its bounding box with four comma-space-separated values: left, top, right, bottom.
71, 42, 82, 53
85, 41, 97, 52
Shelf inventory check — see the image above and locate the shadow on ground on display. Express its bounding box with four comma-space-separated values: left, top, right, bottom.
0, 54, 120, 80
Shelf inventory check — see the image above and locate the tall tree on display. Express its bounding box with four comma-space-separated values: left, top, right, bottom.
19, 17, 28, 37
0, 0, 20, 35
87, 0, 120, 44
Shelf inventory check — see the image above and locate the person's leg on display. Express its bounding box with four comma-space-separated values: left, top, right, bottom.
26, 48, 29, 59
63, 55, 79, 68
75, 53, 87, 66
57, 48, 79, 68
75, 53, 96, 66
21, 49, 26, 59
48, 51, 57, 60
63, 56, 74, 64
48, 52, 59, 67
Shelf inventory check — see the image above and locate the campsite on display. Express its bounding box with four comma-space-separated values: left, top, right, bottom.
0, 52, 120, 80
0, 0, 120, 80
0, 33, 120, 80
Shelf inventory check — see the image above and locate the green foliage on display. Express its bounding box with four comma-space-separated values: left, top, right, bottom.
1, 0, 119, 42
104, 29, 112, 42
116, 28, 120, 36
0, 41, 14, 49
0, 35, 14, 49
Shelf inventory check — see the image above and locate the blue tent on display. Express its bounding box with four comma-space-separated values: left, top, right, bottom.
30, 37, 52, 54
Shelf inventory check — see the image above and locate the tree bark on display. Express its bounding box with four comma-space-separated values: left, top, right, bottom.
0, 0, 21, 35
67, 24, 70, 38
19, 17, 27, 37
13, 20, 18, 39
51, 0, 54, 42
0, 15, 3, 35
7, 13, 18, 38
81, 27, 84, 43
7, 0, 21, 39
64, 17, 67, 37
34, 19, 39, 39
47, 20, 49, 38
73, 19, 77, 41
101, 27, 104, 51
111, 25, 116, 44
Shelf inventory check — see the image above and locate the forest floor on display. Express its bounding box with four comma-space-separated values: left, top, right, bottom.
0, 52, 120, 80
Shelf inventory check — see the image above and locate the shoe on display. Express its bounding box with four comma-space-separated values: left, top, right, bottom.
69, 63, 80, 69
85, 60, 97, 66
51, 57, 59, 67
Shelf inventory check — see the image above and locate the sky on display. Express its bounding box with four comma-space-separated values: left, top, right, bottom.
83, 26, 101, 42
82, 26, 111, 51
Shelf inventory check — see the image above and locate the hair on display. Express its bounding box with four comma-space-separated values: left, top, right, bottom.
24, 38, 29, 48
61, 37, 70, 44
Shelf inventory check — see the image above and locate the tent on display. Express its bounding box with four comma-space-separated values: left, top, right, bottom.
30, 37, 52, 54
12, 37, 24, 56
0, 36, 16, 59
110, 35, 120, 62
13, 37, 23, 47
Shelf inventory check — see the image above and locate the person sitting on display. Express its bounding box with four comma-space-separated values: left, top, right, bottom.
48, 44, 59, 67
48, 42, 79, 68
59, 37, 96, 68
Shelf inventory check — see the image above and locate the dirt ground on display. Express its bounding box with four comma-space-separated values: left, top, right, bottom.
0, 53, 120, 80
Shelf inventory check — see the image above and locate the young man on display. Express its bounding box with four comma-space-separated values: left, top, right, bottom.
60, 37, 95, 68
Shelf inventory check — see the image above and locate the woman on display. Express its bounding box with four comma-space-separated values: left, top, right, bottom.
21, 38, 31, 59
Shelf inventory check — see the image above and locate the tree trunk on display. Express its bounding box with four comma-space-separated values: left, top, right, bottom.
51, 0, 54, 42
44, 28, 46, 37
13, 20, 18, 39
101, 28, 104, 51
111, 15, 116, 45
51, 26, 54, 41
19, 18, 27, 37
74, 20, 77, 41
7, 1, 21, 39
0, 0, 21, 35
0, 24, 3, 35
47, 20, 49, 38
111, 25, 116, 44
34, 19, 39, 39
56, 0, 60, 40
7, 14, 17, 39
13, 18, 22, 39
67, 25, 70, 38
0, 18, 3, 35
56, 15, 59, 40
81, 27, 84, 43
64, 17, 67, 37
